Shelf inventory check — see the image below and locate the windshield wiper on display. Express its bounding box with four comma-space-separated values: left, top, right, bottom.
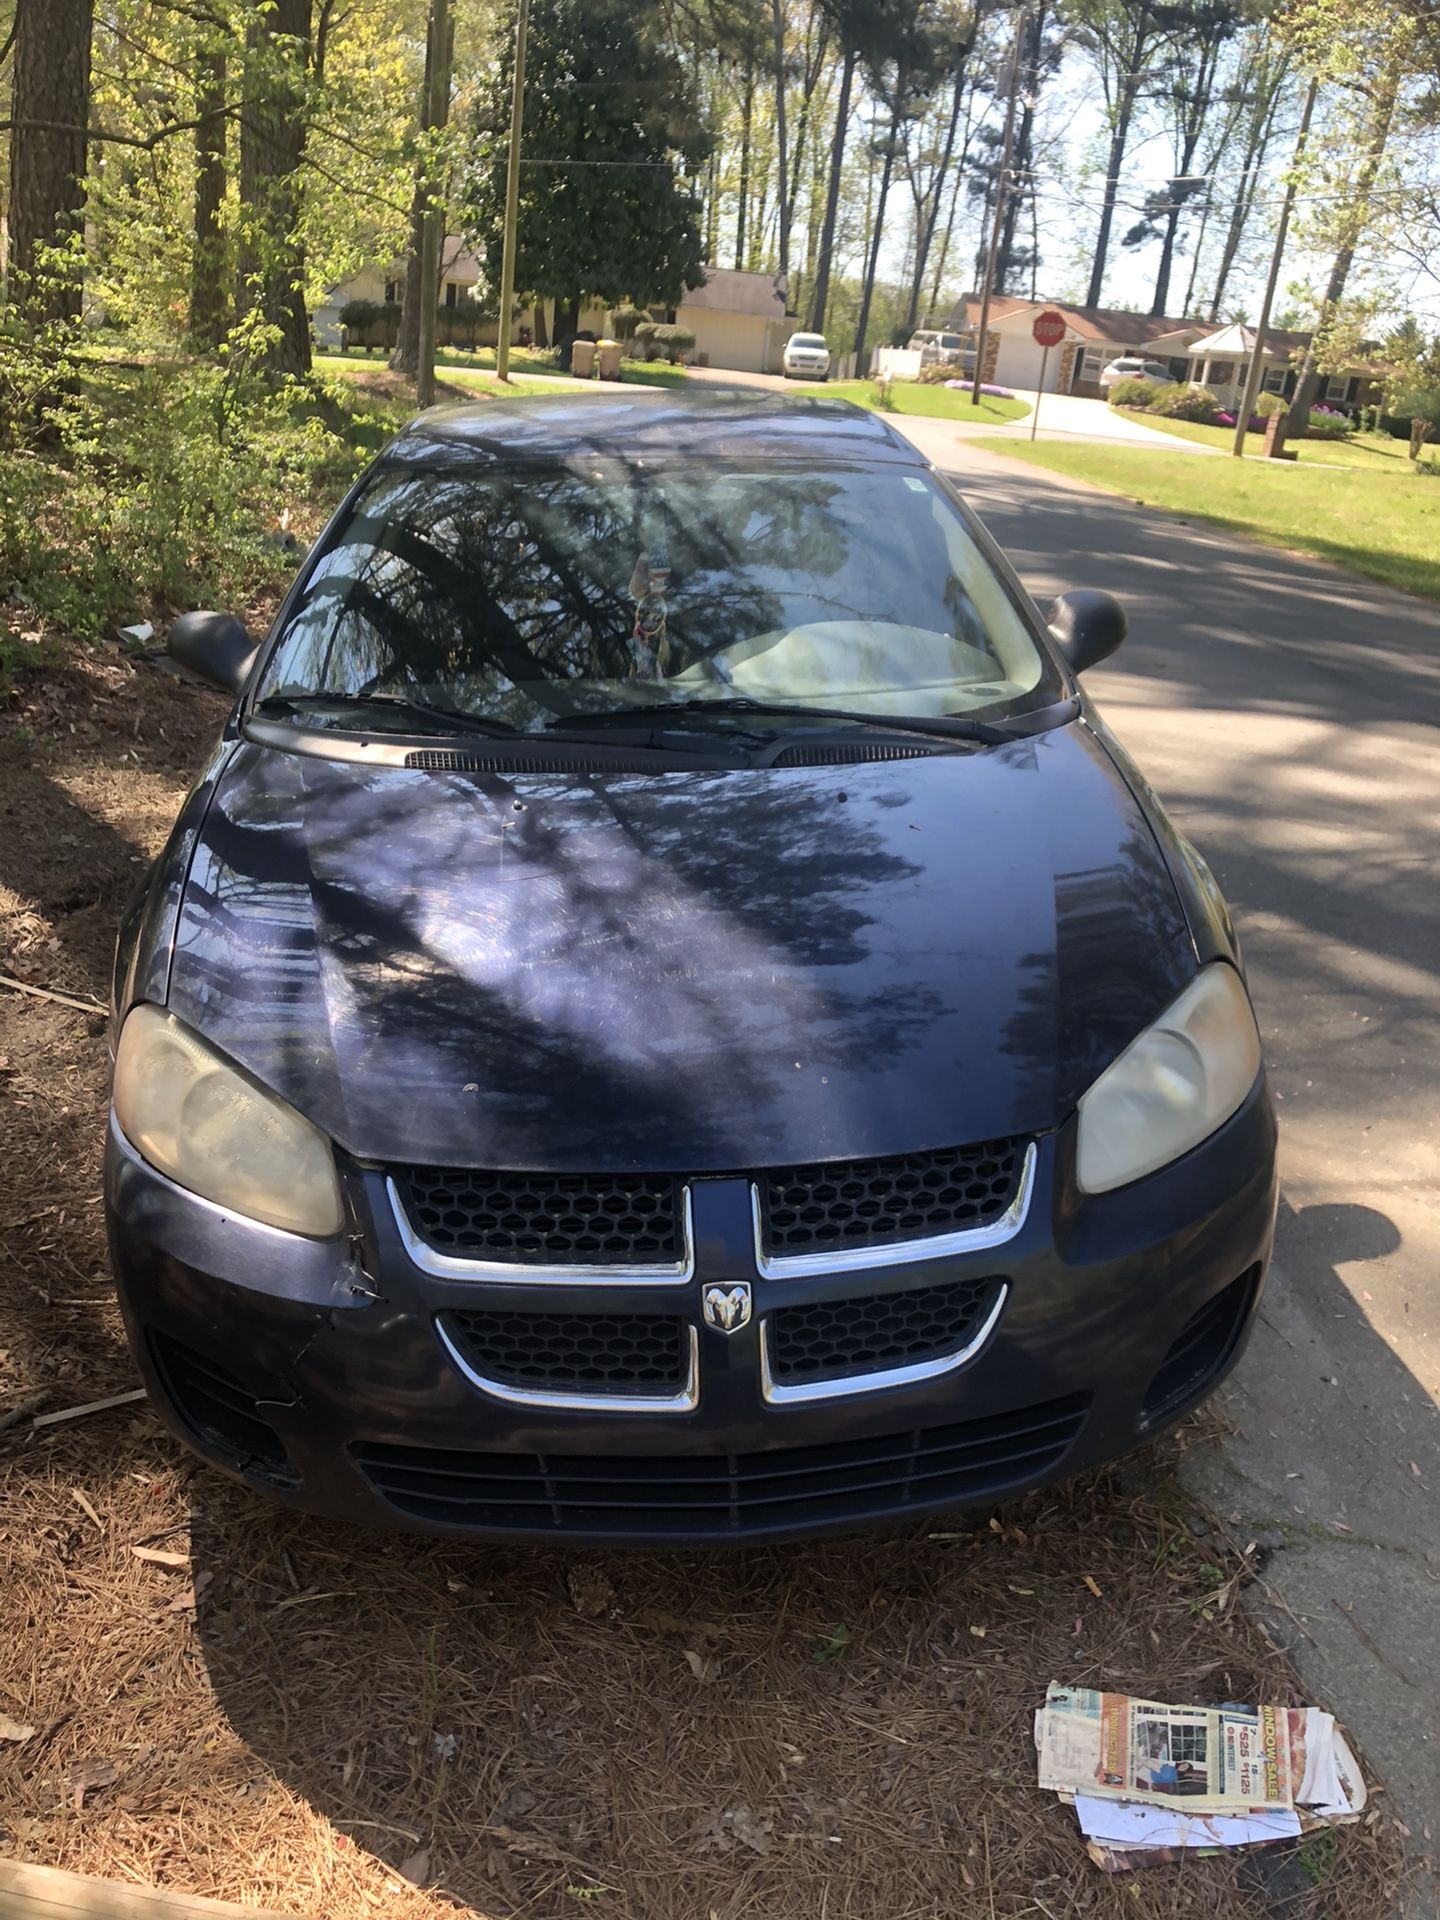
545, 695, 1020, 745
256, 692, 524, 738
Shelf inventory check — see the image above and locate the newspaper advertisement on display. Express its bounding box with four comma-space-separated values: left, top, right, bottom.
1037, 1685, 1307, 1813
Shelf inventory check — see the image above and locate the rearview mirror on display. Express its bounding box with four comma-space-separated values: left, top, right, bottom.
1046, 589, 1127, 676
168, 611, 259, 695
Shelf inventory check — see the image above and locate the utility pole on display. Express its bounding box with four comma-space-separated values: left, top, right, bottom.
496, 0, 531, 383
416, 0, 453, 409
970, 7, 1026, 407
1231, 75, 1318, 459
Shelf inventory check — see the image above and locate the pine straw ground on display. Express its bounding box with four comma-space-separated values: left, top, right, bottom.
0, 643, 1408, 1920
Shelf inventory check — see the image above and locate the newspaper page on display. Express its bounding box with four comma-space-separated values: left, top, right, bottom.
1037, 1685, 1302, 1812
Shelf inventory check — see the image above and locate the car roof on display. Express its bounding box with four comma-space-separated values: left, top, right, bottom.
384, 389, 923, 467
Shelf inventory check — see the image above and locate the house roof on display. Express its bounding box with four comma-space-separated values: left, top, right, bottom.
679, 267, 789, 319
951, 294, 1207, 345
1187, 323, 1313, 358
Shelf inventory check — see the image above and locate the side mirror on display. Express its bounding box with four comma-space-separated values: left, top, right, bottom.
1046, 589, 1127, 675
168, 611, 259, 695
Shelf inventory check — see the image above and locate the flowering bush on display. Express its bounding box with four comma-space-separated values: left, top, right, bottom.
1107, 377, 1158, 408
1147, 383, 1222, 422
1305, 404, 1351, 439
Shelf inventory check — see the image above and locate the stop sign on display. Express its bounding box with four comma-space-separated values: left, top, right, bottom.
1032, 309, 1066, 348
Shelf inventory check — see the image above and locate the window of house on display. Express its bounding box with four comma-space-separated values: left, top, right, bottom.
1262, 365, 1286, 394
1325, 375, 1350, 403
445, 282, 459, 309
384, 280, 397, 305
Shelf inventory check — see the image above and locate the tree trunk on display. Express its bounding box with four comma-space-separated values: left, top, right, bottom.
735, 59, 753, 269
240, 0, 313, 377
853, 96, 901, 369
808, 44, 854, 335
1208, 60, 1287, 322
7, 0, 95, 320
555, 295, 581, 346
1287, 62, 1399, 434
905, 59, 968, 332
390, 8, 438, 376
771, 0, 790, 279
1085, 3, 1152, 310
190, 43, 228, 347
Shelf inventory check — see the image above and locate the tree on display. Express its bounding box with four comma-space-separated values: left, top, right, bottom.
851, 7, 944, 365
467, 0, 709, 341
239, 0, 314, 376
1072, 0, 1165, 308
190, 19, 229, 348
1384, 323, 1440, 462
6, 0, 95, 319
995, 0, 1064, 295
1197, 23, 1292, 320
1120, 0, 1242, 315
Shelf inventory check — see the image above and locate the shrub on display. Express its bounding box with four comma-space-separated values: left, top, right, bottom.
1255, 390, 1287, 417
609, 304, 649, 342
1147, 383, 1221, 422
632, 319, 659, 361
1107, 377, 1157, 409
648, 322, 695, 365
1305, 404, 1351, 439
0, 315, 384, 640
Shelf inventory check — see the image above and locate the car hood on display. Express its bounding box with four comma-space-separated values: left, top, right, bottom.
166, 727, 1195, 1172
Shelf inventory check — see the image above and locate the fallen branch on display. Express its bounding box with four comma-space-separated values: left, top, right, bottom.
31, 1386, 147, 1430
0, 1388, 51, 1434
0, 972, 106, 1015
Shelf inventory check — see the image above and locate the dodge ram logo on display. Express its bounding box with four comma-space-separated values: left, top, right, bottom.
702, 1283, 752, 1333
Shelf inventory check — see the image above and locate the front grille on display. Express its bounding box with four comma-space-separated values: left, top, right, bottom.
353, 1395, 1088, 1536
760, 1137, 1027, 1256
768, 1277, 1003, 1384
1142, 1267, 1260, 1425
443, 1309, 688, 1394
396, 1167, 684, 1266
150, 1335, 298, 1488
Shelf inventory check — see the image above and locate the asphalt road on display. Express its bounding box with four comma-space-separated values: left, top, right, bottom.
928, 429, 1439, 1898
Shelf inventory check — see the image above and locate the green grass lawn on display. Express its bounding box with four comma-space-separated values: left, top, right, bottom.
785, 375, 1029, 424
1125, 411, 1433, 473
318, 346, 685, 387
978, 437, 1440, 600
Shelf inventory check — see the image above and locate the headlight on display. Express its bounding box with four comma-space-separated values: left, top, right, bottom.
113, 1005, 343, 1236
1075, 964, 1262, 1194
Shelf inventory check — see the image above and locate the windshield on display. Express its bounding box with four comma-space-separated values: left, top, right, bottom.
789, 334, 827, 349
256, 461, 1062, 734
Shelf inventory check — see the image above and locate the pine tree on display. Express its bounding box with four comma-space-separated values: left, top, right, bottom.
466, 0, 709, 334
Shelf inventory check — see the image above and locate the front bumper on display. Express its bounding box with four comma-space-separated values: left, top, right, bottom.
105, 1081, 1277, 1545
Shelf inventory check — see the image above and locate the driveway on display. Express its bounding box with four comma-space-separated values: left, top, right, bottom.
934, 436, 1440, 1904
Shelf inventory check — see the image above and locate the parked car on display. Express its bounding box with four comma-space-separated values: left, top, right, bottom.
1098, 357, 1177, 390
909, 328, 977, 375
108, 391, 1276, 1545
782, 331, 831, 379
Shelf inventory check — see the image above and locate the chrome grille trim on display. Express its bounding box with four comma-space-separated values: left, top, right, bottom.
437, 1318, 700, 1413
751, 1141, 1037, 1279
388, 1178, 696, 1284
759, 1284, 1008, 1405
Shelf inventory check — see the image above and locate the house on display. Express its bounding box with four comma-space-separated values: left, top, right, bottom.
671, 267, 794, 373
316, 247, 793, 372
948, 295, 1210, 396
1183, 324, 1386, 411
313, 237, 489, 348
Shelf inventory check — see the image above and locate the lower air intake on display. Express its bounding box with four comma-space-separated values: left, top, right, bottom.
353, 1395, 1088, 1539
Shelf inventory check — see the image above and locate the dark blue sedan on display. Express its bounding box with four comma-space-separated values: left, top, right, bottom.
105, 393, 1277, 1542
